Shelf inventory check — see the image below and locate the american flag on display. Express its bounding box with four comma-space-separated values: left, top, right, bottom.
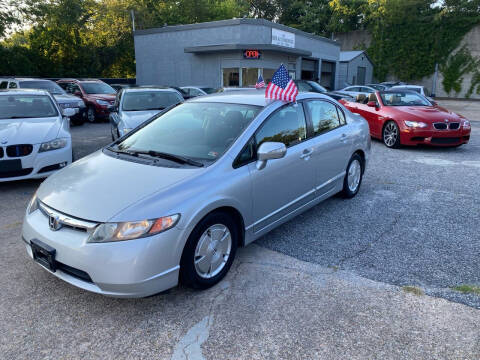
255, 74, 265, 89
265, 64, 298, 102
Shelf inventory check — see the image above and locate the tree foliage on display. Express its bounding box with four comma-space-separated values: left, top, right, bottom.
0, 0, 479, 80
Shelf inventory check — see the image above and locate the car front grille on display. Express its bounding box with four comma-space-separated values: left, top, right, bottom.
433, 122, 460, 130
431, 137, 460, 145
6, 144, 33, 157
0, 168, 33, 178
38, 201, 98, 233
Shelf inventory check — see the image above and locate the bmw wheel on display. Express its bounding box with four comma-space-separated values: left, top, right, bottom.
382, 121, 401, 148
342, 154, 363, 198
180, 212, 238, 289
87, 106, 96, 123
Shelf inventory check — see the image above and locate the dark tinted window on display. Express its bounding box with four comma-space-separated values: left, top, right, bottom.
256, 104, 306, 147
8, 82, 17, 89
122, 91, 182, 111
0, 81, 7, 89
306, 100, 341, 135
80, 82, 115, 94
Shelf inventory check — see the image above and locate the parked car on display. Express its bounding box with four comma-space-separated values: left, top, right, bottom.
390, 85, 434, 102
340, 90, 471, 148
181, 86, 218, 97
380, 81, 406, 89
110, 83, 138, 92
22, 91, 370, 297
340, 85, 377, 98
366, 83, 387, 91
109, 87, 183, 140
0, 78, 86, 125
0, 89, 73, 182
57, 79, 116, 123
294, 80, 328, 93
324, 91, 355, 102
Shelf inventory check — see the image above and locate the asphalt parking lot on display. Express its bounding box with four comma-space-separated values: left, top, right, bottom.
1, 107, 480, 358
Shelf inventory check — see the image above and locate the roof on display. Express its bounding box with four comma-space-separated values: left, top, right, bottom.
0, 89, 50, 95
340, 50, 374, 65
122, 87, 178, 93
184, 43, 311, 56
134, 18, 339, 46
188, 90, 332, 107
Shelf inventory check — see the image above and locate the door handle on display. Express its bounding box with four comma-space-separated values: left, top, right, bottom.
340, 134, 348, 143
300, 148, 313, 159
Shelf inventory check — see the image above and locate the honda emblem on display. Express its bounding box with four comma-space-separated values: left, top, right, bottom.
49, 215, 62, 231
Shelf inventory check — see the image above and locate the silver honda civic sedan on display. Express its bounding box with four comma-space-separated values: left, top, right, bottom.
22, 91, 370, 297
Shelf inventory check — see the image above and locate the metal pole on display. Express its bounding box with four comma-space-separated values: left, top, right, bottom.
130, 10, 135, 32
432, 63, 438, 97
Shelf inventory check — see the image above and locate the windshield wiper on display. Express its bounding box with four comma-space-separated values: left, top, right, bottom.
106, 147, 139, 157
131, 150, 203, 167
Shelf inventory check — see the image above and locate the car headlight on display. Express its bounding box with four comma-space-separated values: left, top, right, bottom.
39, 138, 67, 152
120, 128, 132, 136
87, 214, 180, 243
96, 99, 110, 106
404, 120, 428, 128
27, 191, 39, 214
463, 120, 471, 128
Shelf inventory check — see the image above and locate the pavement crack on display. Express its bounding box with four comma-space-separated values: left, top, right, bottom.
337, 215, 401, 268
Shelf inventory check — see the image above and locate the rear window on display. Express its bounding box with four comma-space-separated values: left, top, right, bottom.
122, 91, 182, 111
19, 80, 66, 95
0, 95, 59, 119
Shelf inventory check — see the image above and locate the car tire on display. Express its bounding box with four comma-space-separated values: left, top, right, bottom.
87, 106, 96, 123
342, 154, 363, 198
382, 121, 401, 148
180, 211, 238, 289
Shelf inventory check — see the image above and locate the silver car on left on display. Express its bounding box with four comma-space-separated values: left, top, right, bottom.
22, 91, 370, 297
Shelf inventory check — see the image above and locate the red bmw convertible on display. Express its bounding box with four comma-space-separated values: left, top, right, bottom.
340, 90, 471, 148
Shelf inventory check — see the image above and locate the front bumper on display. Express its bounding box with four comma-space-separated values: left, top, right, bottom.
21, 207, 183, 297
400, 126, 471, 147
0, 143, 72, 182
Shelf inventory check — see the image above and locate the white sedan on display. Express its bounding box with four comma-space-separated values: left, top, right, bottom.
340, 85, 377, 99
0, 89, 74, 182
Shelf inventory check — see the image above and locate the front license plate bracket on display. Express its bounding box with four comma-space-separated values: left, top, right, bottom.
30, 238, 57, 272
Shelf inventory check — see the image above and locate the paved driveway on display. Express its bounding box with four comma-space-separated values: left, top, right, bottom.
1, 119, 479, 359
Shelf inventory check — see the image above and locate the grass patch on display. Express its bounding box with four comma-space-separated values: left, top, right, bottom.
402, 286, 424, 296
451, 285, 480, 296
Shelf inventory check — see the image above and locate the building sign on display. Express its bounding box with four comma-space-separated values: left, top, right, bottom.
243, 50, 261, 59
272, 28, 295, 48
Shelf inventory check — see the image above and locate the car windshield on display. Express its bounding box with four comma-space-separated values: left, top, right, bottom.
116, 102, 261, 162
368, 84, 385, 91
200, 87, 217, 94
0, 95, 58, 119
81, 82, 115, 94
380, 91, 431, 106
122, 91, 182, 111
306, 81, 327, 93
19, 80, 66, 95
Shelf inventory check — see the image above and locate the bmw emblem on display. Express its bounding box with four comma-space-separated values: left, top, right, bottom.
1, 139, 7, 145
444, 119, 449, 123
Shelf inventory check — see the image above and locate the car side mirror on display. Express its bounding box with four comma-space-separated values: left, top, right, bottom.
367, 101, 377, 108
256, 142, 287, 170
62, 108, 76, 117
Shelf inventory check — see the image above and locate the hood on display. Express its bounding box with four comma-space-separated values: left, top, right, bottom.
121, 110, 161, 128
53, 94, 82, 104
86, 94, 116, 102
0, 118, 61, 145
37, 150, 203, 222
389, 106, 462, 123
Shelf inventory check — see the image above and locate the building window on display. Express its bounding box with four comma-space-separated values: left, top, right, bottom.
223, 68, 239, 87
242, 68, 260, 87
262, 68, 276, 83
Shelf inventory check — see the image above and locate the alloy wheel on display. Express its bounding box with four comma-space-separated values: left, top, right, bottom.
383, 122, 398, 147
347, 159, 361, 192
87, 107, 95, 123
194, 224, 232, 279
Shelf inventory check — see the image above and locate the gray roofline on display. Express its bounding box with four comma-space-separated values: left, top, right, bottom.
134, 18, 339, 46
340, 50, 374, 65
184, 44, 312, 57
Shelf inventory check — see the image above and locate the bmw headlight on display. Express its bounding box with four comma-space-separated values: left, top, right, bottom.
27, 191, 39, 214
463, 120, 471, 129
39, 138, 67, 152
87, 214, 180, 243
404, 121, 428, 128
96, 99, 110, 106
